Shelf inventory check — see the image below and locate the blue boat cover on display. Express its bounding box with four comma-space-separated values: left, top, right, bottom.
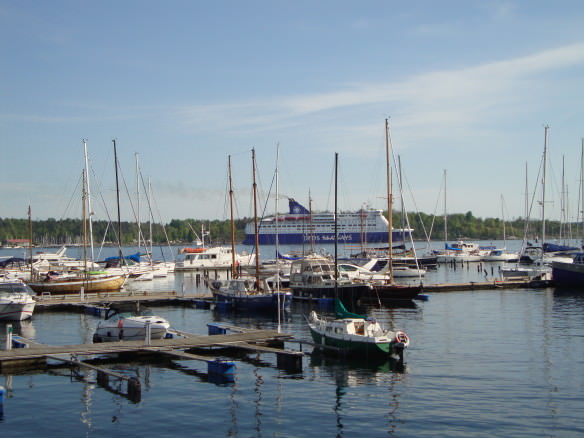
277, 251, 302, 261
445, 243, 462, 251
0, 257, 25, 268
104, 252, 141, 263
543, 243, 580, 253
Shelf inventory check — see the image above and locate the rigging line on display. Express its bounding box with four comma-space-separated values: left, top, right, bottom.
59, 173, 83, 222
148, 184, 175, 259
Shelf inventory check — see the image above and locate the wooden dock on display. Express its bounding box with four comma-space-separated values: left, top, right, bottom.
0, 327, 299, 373
420, 278, 552, 292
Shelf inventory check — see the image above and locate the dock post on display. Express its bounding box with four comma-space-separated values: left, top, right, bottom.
4, 325, 12, 351
97, 370, 109, 387
276, 352, 303, 373
127, 377, 141, 403
0, 384, 4, 417
80, 286, 85, 302
145, 321, 152, 346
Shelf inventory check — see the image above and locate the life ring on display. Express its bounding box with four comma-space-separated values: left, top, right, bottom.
395, 331, 409, 345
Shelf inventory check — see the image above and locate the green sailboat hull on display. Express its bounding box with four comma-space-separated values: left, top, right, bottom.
309, 327, 392, 357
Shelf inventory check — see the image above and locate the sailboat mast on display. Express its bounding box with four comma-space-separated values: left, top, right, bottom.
228, 155, 236, 278
542, 125, 549, 245
136, 153, 141, 250
309, 191, 314, 253
385, 119, 393, 281
28, 205, 33, 281
334, 152, 338, 297
252, 148, 261, 290
444, 169, 448, 245
581, 139, 584, 248
83, 139, 95, 264
113, 139, 123, 263
82, 169, 88, 281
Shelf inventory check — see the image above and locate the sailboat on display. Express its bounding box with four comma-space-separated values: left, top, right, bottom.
210, 150, 292, 311
306, 152, 410, 361
368, 119, 422, 302
552, 138, 584, 287
28, 140, 127, 295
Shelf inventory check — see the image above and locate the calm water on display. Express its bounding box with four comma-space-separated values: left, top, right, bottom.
1, 243, 584, 437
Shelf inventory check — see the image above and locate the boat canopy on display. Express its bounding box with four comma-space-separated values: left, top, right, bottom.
335, 299, 366, 319
0, 257, 26, 267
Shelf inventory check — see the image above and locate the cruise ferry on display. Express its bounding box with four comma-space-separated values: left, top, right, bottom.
242, 198, 412, 245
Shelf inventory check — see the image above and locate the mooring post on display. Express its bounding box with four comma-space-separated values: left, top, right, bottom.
127, 377, 141, 403
145, 321, 152, 346
4, 324, 12, 351
97, 370, 109, 387
80, 286, 85, 302
276, 352, 303, 373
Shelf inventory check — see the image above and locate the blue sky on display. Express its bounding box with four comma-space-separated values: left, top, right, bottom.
2, 1, 584, 226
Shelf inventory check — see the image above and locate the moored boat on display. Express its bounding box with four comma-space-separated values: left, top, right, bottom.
93, 310, 170, 342
306, 299, 410, 360
552, 253, 584, 287
0, 278, 36, 321
27, 272, 127, 294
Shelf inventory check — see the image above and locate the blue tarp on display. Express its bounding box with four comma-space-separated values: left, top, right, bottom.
103, 252, 141, 263
277, 251, 303, 261
0, 257, 25, 268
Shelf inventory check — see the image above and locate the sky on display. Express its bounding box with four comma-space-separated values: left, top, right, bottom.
2, 0, 584, 226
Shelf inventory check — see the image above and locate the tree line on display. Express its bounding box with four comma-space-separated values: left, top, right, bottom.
0, 211, 580, 246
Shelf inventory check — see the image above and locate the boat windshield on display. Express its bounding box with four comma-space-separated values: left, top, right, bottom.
0, 282, 33, 294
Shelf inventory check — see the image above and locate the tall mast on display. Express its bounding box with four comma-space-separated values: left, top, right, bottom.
275, 143, 280, 290
113, 139, 123, 263
309, 191, 314, 253
276, 144, 281, 331
148, 177, 153, 264
581, 139, 584, 248
385, 119, 393, 281
542, 125, 549, 246
334, 152, 338, 298
252, 148, 261, 290
83, 139, 95, 264
228, 155, 236, 278
444, 169, 448, 245
135, 153, 141, 250
28, 205, 33, 281
82, 169, 88, 283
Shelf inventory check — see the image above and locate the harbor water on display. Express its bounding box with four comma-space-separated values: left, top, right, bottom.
1, 242, 584, 437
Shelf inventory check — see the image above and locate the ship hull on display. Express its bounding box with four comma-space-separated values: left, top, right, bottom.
242, 230, 408, 245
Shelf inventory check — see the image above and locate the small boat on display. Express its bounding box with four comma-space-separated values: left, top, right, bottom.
93, 308, 170, 342
27, 272, 127, 294
0, 278, 36, 321
306, 299, 410, 361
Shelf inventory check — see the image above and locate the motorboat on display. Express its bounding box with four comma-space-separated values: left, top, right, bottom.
0, 278, 36, 321
289, 255, 372, 302
210, 277, 292, 311
93, 308, 170, 342
174, 246, 255, 271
